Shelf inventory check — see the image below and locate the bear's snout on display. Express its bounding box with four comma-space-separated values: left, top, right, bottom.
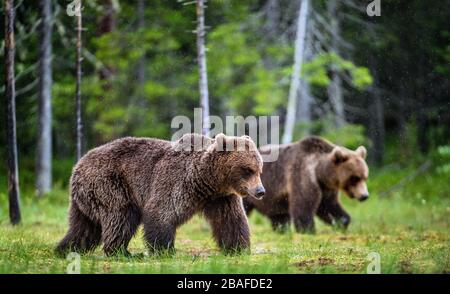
358, 193, 369, 202
254, 186, 266, 199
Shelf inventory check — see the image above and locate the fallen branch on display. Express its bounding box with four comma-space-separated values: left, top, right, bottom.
379, 160, 433, 197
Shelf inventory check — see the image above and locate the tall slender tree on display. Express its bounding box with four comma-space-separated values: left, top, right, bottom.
36, 0, 53, 196
196, 0, 210, 135
327, 0, 345, 127
5, 0, 21, 225
296, 26, 314, 136
76, 0, 83, 160
282, 0, 309, 144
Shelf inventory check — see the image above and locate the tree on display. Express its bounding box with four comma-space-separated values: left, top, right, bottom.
36, 0, 53, 196
137, 0, 146, 92
282, 0, 309, 144
76, 0, 83, 160
98, 0, 116, 83
296, 25, 315, 136
196, 0, 210, 135
4, 0, 21, 225
327, 0, 345, 127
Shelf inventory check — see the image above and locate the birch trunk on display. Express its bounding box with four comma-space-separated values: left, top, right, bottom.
196, 0, 210, 135
5, 0, 21, 225
37, 0, 53, 196
282, 0, 309, 144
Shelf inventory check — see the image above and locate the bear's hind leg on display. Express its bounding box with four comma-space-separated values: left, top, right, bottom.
55, 202, 101, 256
289, 180, 322, 234
101, 204, 141, 256
270, 214, 290, 233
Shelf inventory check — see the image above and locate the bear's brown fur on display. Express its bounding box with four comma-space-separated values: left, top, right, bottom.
56, 133, 264, 256
244, 136, 369, 233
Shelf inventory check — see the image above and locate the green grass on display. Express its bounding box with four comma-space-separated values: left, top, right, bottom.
0, 165, 449, 274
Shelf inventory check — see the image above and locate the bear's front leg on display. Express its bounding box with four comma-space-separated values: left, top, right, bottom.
142, 210, 176, 254
203, 195, 250, 254
328, 201, 351, 229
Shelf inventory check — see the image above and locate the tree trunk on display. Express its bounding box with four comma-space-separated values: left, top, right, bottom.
297, 80, 312, 127
98, 0, 116, 82
36, 0, 53, 196
282, 0, 309, 144
296, 34, 314, 136
368, 59, 385, 166
4, 0, 21, 225
94, 0, 116, 144
196, 0, 210, 135
370, 92, 385, 165
327, 0, 345, 127
262, 0, 279, 38
137, 0, 146, 92
76, 1, 83, 160
416, 57, 429, 154
397, 88, 410, 161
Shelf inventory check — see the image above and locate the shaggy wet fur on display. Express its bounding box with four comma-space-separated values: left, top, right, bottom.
56, 133, 264, 256
244, 136, 369, 233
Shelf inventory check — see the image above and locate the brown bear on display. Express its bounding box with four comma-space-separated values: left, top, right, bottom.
244, 136, 369, 233
56, 133, 265, 256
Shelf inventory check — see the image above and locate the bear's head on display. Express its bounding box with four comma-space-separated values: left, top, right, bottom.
205, 133, 265, 199
331, 145, 369, 202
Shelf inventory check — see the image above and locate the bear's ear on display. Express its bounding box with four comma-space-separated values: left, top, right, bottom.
332, 147, 348, 165
215, 133, 226, 139
208, 133, 227, 152
356, 146, 367, 159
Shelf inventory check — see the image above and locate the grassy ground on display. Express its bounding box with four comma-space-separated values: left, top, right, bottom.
0, 164, 449, 274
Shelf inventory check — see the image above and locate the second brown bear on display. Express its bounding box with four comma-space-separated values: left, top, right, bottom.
244, 136, 369, 233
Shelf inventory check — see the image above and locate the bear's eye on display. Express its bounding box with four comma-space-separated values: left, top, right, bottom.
241, 167, 255, 177
349, 176, 360, 184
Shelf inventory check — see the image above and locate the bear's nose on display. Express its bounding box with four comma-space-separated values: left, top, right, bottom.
255, 186, 265, 198
359, 194, 369, 202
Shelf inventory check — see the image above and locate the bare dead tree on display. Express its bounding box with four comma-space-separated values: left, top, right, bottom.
282, 0, 309, 144
5, 0, 21, 225
196, 0, 210, 135
36, 0, 53, 196
76, 1, 83, 160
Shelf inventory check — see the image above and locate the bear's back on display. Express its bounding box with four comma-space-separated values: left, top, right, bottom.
298, 136, 335, 154
80, 137, 170, 163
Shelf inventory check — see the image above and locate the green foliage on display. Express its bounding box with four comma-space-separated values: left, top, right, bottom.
303, 53, 373, 90
207, 22, 290, 115
321, 123, 367, 150
435, 145, 450, 175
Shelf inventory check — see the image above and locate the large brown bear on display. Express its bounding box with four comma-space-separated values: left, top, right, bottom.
56, 133, 265, 256
244, 136, 369, 233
